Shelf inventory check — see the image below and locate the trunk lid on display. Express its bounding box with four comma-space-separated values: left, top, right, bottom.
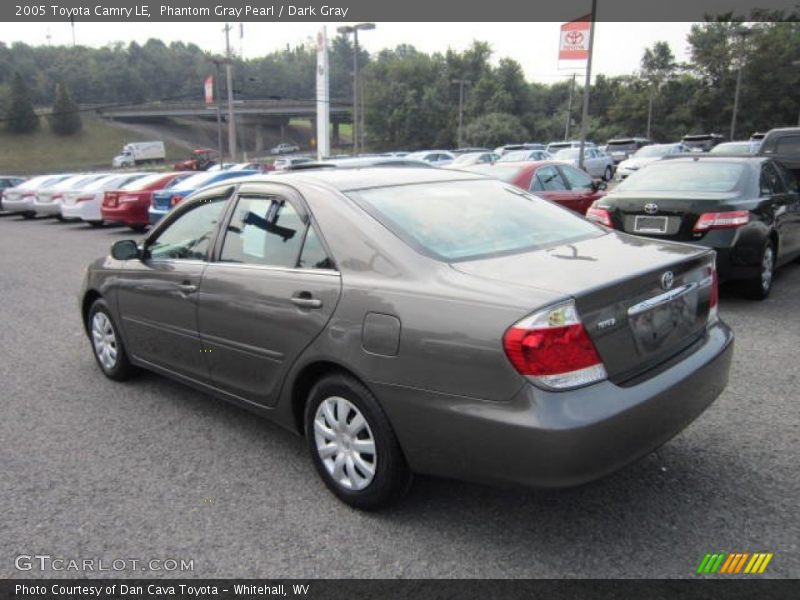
606, 191, 742, 242
452, 232, 716, 385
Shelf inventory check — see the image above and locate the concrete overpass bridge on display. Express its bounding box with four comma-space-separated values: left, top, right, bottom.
94, 99, 353, 153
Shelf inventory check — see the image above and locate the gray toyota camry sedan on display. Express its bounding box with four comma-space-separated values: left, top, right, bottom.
80, 168, 734, 509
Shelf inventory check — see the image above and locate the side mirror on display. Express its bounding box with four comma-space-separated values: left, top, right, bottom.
111, 239, 140, 261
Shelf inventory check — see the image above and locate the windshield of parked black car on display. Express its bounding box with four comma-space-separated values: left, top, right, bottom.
616, 161, 746, 193
348, 180, 602, 262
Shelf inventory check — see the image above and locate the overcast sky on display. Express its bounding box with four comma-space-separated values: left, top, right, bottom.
6, 22, 695, 83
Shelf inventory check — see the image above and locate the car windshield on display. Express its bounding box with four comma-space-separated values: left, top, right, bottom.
634, 145, 671, 158
555, 149, 580, 159
710, 142, 753, 155
348, 179, 602, 262
121, 173, 165, 190
616, 162, 746, 193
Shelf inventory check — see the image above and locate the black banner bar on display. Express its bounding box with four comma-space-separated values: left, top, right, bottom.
3, 0, 800, 22
1, 579, 798, 600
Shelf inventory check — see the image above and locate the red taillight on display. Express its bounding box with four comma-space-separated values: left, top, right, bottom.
503, 300, 607, 390
692, 210, 749, 232
22, 192, 35, 198
75, 195, 94, 203
586, 206, 613, 228
51, 193, 63, 201
103, 192, 118, 207
170, 195, 183, 207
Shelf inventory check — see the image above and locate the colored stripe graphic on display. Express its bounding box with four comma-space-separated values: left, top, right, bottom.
700, 552, 773, 574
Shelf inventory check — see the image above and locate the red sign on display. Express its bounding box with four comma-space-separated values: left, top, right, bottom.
559, 15, 591, 61
204, 75, 214, 105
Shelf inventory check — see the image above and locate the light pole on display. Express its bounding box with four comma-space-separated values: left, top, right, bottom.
223, 23, 237, 161
451, 78, 472, 148
338, 23, 375, 156
793, 60, 800, 126
206, 55, 230, 162
730, 26, 752, 141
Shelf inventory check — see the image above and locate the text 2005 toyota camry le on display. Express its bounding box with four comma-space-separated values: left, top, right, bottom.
80, 168, 733, 509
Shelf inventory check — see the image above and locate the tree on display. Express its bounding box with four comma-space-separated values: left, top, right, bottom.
4, 71, 38, 133
463, 112, 529, 148
48, 82, 81, 135
640, 42, 676, 139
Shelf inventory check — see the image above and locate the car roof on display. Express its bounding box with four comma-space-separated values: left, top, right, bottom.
234, 166, 485, 192
659, 155, 768, 164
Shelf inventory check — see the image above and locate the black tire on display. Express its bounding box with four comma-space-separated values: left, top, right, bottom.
21, 211, 35, 219
304, 373, 412, 510
87, 299, 138, 381
741, 240, 775, 300
603, 165, 614, 181
55, 214, 65, 222
129, 224, 147, 233
88, 220, 104, 228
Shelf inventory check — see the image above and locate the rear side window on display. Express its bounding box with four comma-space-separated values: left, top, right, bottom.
760, 163, 786, 195
532, 166, 568, 192
348, 180, 601, 262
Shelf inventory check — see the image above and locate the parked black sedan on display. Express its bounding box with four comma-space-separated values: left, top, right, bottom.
587, 156, 800, 299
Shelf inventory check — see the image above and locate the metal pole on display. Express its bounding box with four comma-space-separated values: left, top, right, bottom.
647, 84, 654, 140
730, 59, 743, 140
215, 62, 224, 162
360, 76, 366, 152
224, 23, 237, 161
577, 0, 597, 171
353, 29, 359, 156
565, 73, 575, 140
458, 81, 464, 148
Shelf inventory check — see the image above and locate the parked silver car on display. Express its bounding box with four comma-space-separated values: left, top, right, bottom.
80, 168, 733, 509
554, 147, 615, 180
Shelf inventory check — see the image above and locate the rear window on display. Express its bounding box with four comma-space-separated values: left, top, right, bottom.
347, 180, 602, 262
616, 161, 746, 193
774, 135, 800, 154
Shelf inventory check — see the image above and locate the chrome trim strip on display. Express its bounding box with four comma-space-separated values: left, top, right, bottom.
627, 282, 698, 317
204, 262, 340, 277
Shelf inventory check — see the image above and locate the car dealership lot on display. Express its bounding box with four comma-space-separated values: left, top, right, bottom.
1, 215, 797, 579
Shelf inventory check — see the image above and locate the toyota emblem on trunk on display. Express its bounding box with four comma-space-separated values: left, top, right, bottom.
644, 203, 659, 214
661, 271, 675, 290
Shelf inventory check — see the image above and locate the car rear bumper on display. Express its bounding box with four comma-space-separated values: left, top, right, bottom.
61, 200, 102, 222
102, 202, 148, 225
3, 197, 34, 213
33, 200, 62, 216
376, 321, 733, 488
148, 206, 169, 225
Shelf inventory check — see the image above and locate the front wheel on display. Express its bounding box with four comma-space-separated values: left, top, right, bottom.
741, 240, 775, 300
87, 299, 138, 380
304, 374, 412, 510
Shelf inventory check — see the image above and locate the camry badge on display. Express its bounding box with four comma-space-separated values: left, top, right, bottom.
644, 203, 659, 215
661, 271, 675, 290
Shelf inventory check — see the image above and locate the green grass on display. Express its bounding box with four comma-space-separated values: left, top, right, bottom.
0, 118, 185, 175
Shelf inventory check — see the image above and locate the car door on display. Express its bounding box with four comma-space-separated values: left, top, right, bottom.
759, 161, 797, 261
116, 187, 233, 382
772, 161, 800, 258
197, 184, 342, 407
529, 165, 581, 211
557, 164, 601, 215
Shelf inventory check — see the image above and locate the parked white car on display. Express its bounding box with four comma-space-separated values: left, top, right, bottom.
450, 152, 500, 167
546, 140, 596, 155
614, 143, 691, 181
60, 173, 148, 226
497, 149, 554, 163
33, 173, 111, 219
271, 142, 300, 154
2, 174, 74, 218
554, 147, 615, 180
273, 156, 315, 171
406, 150, 455, 166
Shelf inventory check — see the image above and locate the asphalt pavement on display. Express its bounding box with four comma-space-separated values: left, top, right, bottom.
1, 214, 797, 579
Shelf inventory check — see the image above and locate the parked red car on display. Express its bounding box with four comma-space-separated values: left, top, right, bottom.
462, 160, 607, 215
101, 172, 191, 231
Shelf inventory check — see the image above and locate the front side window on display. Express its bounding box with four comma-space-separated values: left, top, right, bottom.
147, 196, 228, 260
221, 196, 307, 268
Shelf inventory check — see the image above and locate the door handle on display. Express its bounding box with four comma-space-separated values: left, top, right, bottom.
178, 282, 197, 294
290, 292, 322, 309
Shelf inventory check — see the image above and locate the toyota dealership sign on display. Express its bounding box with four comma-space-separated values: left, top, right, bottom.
559, 15, 592, 60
